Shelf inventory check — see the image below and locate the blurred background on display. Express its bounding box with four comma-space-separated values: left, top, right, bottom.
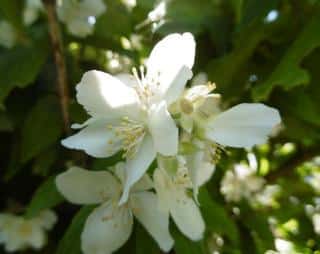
0, 0, 320, 253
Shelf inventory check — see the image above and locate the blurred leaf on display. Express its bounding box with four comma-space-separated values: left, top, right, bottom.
199, 188, 240, 245
25, 176, 63, 218
135, 223, 160, 254
20, 95, 63, 163
56, 206, 94, 254
172, 227, 205, 254
252, 10, 320, 100
32, 146, 58, 176
0, 34, 49, 104
239, 0, 278, 27
0, 112, 13, 131
0, 0, 24, 29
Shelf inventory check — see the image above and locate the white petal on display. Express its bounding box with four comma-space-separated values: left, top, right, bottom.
61, 119, 122, 158
130, 192, 174, 252
147, 32, 195, 73
76, 70, 140, 119
148, 101, 178, 156
36, 210, 57, 230
56, 167, 120, 205
164, 66, 193, 105
153, 169, 172, 213
146, 33, 195, 104
82, 203, 133, 254
131, 174, 154, 192
170, 188, 205, 241
206, 103, 281, 148
119, 135, 156, 205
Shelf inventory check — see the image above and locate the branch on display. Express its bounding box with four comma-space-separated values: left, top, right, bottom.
43, 0, 70, 133
265, 145, 320, 182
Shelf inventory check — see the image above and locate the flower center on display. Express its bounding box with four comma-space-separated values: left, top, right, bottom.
131, 66, 162, 108
108, 117, 146, 159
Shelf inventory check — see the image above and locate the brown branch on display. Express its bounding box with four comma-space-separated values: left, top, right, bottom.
43, 0, 70, 133
266, 145, 320, 182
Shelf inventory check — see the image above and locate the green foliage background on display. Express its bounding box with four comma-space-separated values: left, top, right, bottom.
1, 0, 320, 253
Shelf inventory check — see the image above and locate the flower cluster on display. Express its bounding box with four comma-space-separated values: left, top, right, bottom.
220, 155, 280, 207
56, 32, 281, 253
0, 210, 57, 252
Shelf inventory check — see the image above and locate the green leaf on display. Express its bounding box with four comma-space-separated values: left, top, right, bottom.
0, 112, 13, 131
0, 33, 49, 104
25, 176, 64, 218
56, 206, 94, 254
0, 0, 24, 29
172, 227, 205, 254
199, 189, 239, 245
20, 95, 63, 163
252, 10, 320, 100
135, 223, 160, 254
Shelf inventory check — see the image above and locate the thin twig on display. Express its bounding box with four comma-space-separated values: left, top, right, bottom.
43, 0, 70, 133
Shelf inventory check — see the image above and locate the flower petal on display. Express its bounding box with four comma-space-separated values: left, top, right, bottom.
81, 203, 133, 254
169, 188, 205, 241
164, 66, 193, 105
146, 33, 195, 104
56, 167, 120, 205
76, 70, 140, 119
153, 169, 172, 213
61, 119, 121, 158
206, 103, 281, 148
119, 135, 156, 205
130, 192, 174, 252
148, 101, 178, 156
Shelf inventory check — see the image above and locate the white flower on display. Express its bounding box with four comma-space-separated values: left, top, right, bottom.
23, 0, 43, 26
62, 33, 195, 204
220, 163, 265, 202
153, 156, 211, 241
205, 103, 281, 148
0, 210, 57, 252
0, 21, 16, 49
253, 184, 280, 207
57, 0, 106, 37
56, 163, 174, 254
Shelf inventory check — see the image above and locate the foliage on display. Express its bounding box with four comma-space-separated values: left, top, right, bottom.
1, 0, 320, 253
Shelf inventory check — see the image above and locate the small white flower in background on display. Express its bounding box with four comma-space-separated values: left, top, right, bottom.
0, 210, 57, 252
253, 184, 280, 207
312, 213, 320, 234
56, 162, 173, 254
121, 0, 136, 10
136, 0, 167, 31
62, 33, 195, 204
57, 0, 106, 37
153, 155, 213, 241
220, 163, 265, 202
0, 21, 17, 49
23, 0, 43, 26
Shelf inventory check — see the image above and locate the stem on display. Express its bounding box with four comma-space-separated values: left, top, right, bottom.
43, 0, 70, 133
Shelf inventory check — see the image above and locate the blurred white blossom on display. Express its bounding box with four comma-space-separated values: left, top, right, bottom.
312, 213, 320, 234
56, 163, 173, 254
0, 210, 57, 252
221, 163, 265, 202
57, 0, 106, 37
0, 21, 17, 49
23, 0, 43, 26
